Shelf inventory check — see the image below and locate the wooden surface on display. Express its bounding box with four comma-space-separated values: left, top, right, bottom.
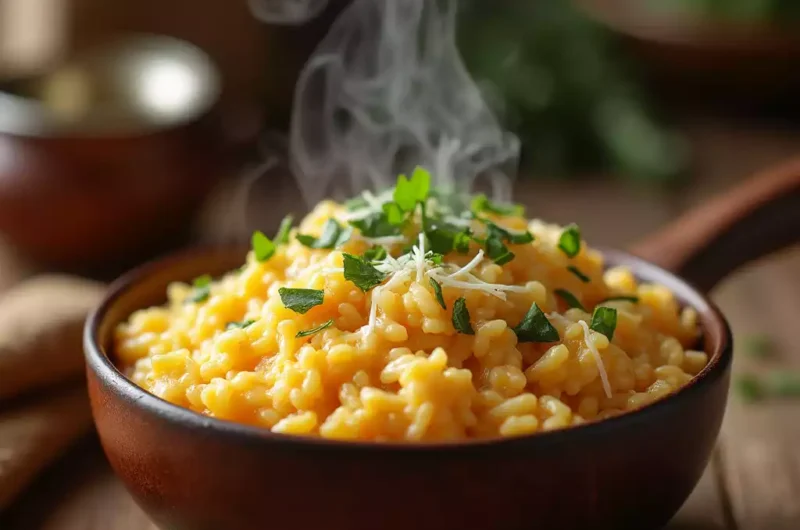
2, 117, 800, 529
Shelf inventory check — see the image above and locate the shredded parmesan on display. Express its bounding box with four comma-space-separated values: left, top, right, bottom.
447, 249, 484, 278
415, 233, 425, 283
579, 320, 612, 399
366, 286, 381, 335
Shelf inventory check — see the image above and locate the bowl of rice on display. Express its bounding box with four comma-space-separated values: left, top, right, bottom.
85, 163, 799, 530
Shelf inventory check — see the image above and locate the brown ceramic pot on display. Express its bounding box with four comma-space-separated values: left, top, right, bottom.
576, 0, 800, 106
84, 161, 800, 530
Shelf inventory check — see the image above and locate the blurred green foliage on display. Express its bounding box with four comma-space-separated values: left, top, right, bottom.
456, 0, 688, 182
650, 0, 800, 23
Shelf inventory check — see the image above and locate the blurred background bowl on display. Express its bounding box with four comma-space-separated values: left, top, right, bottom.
577, 0, 800, 108
0, 34, 224, 273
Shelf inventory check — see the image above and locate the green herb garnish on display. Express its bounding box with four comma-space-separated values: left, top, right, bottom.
429, 278, 446, 310
486, 236, 515, 265
742, 333, 776, 359
482, 220, 533, 246
275, 215, 294, 244
363, 246, 388, 262
601, 295, 639, 304
226, 319, 255, 330
470, 193, 524, 217
252, 231, 276, 262
297, 219, 350, 249
736, 374, 766, 403
558, 224, 581, 258
554, 289, 586, 311
453, 231, 472, 253
567, 265, 590, 283
513, 302, 560, 342
296, 319, 335, 338
342, 253, 388, 292
382, 202, 406, 225
349, 211, 403, 238
452, 297, 474, 334
767, 371, 800, 397
508, 231, 534, 245
278, 288, 324, 314
590, 306, 617, 340
427, 252, 444, 266
186, 274, 212, 303
393, 166, 431, 211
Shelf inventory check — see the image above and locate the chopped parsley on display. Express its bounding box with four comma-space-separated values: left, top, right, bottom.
349, 211, 403, 238
590, 306, 617, 340
453, 231, 472, 253
470, 193, 524, 217
736, 374, 765, 403
382, 202, 405, 225
344, 196, 368, 211
393, 166, 431, 211
601, 295, 639, 304
226, 319, 255, 330
554, 289, 586, 311
558, 224, 581, 258
485, 236, 515, 265
296, 319, 335, 338
251, 231, 276, 262
513, 302, 560, 343
742, 333, 776, 359
363, 246, 388, 262
429, 278, 446, 309
278, 288, 324, 314
187, 274, 212, 303
342, 253, 387, 292
567, 265, 591, 283
275, 215, 293, 244
452, 297, 474, 334
296, 219, 352, 249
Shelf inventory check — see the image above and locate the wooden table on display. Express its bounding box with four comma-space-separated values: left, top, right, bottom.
2, 118, 800, 529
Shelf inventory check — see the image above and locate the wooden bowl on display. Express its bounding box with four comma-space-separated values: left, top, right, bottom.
576, 0, 800, 106
0, 35, 225, 270
83, 162, 800, 530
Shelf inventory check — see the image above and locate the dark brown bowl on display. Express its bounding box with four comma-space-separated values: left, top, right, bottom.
84, 161, 800, 530
576, 0, 800, 106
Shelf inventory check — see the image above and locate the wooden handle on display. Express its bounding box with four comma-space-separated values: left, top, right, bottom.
630, 158, 800, 293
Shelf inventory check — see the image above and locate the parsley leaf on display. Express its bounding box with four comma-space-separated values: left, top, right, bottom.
513, 303, 560, 343
554, 289, 586, 311
275, 215, 293, 244
382, 202, 405, 226
342, 253, 387, 292
736, 374, 765, 403
453, 231, 472, 253
482, 220, 533, 246
470, 193, 524, 217
742, 333, 776, 359
567, 265, 590, 283
452, 297, 474, 334
393, 166, 431, 211
278, 288, 324, 314
187, 275, 212, 304
429, 278, 446, 310
363, 246, 388, 262
558, 224, 581, 258
486, 236, 515, 265
296, 319, 335, 338
251, 231, 276, 262
601, 295, 639, 304
590, 306, 617, 340
226, 319, 255, 330
349, 211, 402, 238
297, 219, 350, 249
427, 252, 444, 266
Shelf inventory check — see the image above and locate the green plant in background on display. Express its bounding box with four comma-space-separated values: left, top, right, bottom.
456, 0, 689, 182
650, 0, 800, 23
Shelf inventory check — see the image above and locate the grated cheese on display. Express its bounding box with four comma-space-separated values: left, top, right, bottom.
447, 249, 484, 278
579, 320, 612, 399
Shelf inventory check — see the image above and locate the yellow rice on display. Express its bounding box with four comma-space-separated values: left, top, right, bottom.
115, 200, 706, 441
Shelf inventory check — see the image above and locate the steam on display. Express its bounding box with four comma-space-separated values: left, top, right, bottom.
248, 0, 328, 25
289, 0, 519, 206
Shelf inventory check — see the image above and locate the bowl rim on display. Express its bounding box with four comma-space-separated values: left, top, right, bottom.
84, 244, 733, 453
